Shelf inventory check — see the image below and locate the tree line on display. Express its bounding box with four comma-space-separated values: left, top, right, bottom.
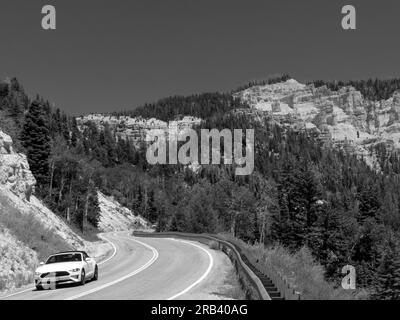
312, 78, 400, 101
111, 92, 250, 122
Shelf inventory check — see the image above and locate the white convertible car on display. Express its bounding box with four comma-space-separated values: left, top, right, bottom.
34, 251, 98, 290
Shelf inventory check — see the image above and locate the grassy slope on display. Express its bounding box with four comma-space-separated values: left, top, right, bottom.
0, 194, 72, 262
0, 193, 72, 290
218, 234, 370, 300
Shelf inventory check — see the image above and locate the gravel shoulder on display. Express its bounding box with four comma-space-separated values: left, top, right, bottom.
177, 244, 245, 300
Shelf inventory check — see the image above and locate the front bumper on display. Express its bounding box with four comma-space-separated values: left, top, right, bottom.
35, 271, 81, 287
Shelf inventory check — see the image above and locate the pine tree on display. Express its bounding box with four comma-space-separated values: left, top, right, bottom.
61, 113, 70, 144
357, 183, 381, 222
20, 98, 51, 189
70, 117, 80, 147
272, 161, 321, 249
374, 238, 400, 300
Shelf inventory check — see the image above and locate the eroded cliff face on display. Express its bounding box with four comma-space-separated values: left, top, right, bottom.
97, 191, 150, 232
76, 114, 202, 146
234, 79, 400, 168
0, 131, 35, 200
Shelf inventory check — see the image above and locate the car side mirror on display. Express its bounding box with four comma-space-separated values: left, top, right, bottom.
85, 258, 91, 262
39, 262, 45, 266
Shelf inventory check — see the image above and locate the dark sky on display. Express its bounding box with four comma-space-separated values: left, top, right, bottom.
0, 0, 399, 115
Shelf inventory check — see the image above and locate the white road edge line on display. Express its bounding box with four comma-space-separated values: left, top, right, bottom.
0, 233, 118, 300
97, 234, 118, 266
0, 286, 35, 300
167, 239, 214, 300
64, 237, 159, 300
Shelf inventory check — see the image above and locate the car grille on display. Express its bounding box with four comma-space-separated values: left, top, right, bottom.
40, 271, 70, 278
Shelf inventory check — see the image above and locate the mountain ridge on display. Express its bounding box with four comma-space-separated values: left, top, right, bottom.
77, 78, 400, 170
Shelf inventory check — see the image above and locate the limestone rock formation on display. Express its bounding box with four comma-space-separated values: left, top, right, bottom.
97, 191, 150, 232
76, 114, 202, 147
234, 79, 400, 168
0, 130, 36, 201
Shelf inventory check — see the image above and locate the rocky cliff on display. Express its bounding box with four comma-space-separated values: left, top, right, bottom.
76, 114, 202, 146
0, 131, 35, 200
234, 79, 400, 168
97, 191, 149, 232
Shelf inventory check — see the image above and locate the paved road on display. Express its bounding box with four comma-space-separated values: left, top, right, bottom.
1, 233, 214, 300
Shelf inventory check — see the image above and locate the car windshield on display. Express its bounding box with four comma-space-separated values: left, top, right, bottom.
46, 253, 82, 264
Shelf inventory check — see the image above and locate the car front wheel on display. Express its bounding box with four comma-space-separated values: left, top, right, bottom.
80, 269, 86, 286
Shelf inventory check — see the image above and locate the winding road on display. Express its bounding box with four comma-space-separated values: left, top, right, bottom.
0, 233, 215, 300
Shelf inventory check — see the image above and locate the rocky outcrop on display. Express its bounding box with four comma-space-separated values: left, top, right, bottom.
76, 114, 202, 146
97, 192, 149, 232
0, 131, 35, 200
235, 80, 400, 135
234, 79, 400, 168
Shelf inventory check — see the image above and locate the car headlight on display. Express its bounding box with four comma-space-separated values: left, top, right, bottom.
69, 268, 80, 273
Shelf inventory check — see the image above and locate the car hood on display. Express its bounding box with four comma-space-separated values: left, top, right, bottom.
36, 262, 83, 273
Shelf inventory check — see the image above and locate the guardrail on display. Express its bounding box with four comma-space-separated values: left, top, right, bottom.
263, 260, 301, 300
132, 231, 271, 300
211, 235, 301, 300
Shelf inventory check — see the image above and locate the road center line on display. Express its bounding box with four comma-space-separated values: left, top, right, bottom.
167, 239, 214, 300
64, 237, 159, 300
